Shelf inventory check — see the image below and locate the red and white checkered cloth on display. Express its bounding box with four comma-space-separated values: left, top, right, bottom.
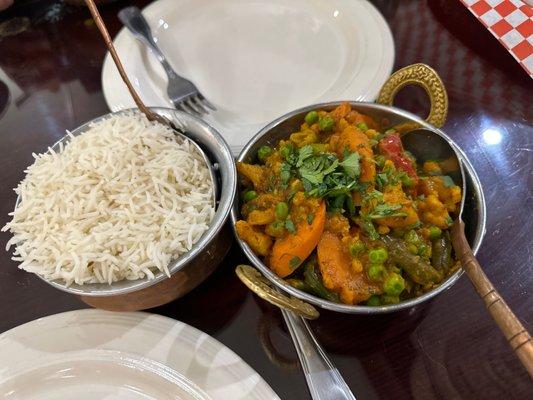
460, 0, 533, 77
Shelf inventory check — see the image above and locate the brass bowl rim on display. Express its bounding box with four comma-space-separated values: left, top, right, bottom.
231, 101, 486, 314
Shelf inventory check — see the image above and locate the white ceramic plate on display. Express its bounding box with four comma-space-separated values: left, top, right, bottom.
0, 310, 279, 400
102, 0, 394, 155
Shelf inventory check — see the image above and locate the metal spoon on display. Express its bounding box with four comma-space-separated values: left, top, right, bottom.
402, 128, 533, 375
83, 0, 217, 207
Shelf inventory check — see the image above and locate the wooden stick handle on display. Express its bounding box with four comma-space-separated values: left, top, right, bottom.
451, 220, 533, 376
84, 0, 158, 121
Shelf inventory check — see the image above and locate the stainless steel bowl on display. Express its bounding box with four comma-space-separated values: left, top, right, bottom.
16, 108, 236, 311
231, 65, 486, 315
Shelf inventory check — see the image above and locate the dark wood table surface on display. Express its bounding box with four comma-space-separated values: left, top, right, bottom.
0, 1, 532, 398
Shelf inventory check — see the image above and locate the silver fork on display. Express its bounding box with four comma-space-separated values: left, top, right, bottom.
118, 6, 216, 116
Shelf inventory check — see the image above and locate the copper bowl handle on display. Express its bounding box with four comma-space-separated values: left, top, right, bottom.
235, 265, 320, 319
377, 63, 448, 128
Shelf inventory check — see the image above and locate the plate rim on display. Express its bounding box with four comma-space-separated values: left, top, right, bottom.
101, 0, 395, 153
0, 309, 280, 400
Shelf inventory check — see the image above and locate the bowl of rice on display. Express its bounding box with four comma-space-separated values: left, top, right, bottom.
2, 108, 236, 311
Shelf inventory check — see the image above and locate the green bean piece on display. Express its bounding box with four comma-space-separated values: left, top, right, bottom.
305, 110, 319, 125
243, 190, 258, 202
257, 145, 273, 162
275, 202, 289, 220
357, 122, 368, 131
286, 278, 312, 292
383, 273, 405, 295
303, 262, 340, 302
354, 218, 380, 240
431, 232, 452, 271
368, 247, 388, 263
381, 236, 443, 285
418, 243, 431, 258
366, 295, 381, 306
407, 244, 418, 254
318, 116, 335, 131
428, 226, 442, 240
367, 264, 386, 281
381, 294, 400, 305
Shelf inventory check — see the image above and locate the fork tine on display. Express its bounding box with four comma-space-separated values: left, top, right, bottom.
185, 98, 205, 115
191, 96, 210, 114
178, 102, 196, 115
197, 94, 216, 111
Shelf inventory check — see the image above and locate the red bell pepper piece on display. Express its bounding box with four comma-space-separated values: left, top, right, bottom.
378, 134, 418, 180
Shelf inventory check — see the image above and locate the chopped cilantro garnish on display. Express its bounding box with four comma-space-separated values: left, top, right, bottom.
375, 172, 389, 189
307, 214, 315, 224
367, 204, 407, 219
296, 145, 314, 167
280, 162, 292, 186
363, 190, 384, 202
340, 152, 361, 178
276, 145, 363, 211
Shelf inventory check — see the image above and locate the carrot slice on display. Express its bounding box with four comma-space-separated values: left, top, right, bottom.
269, 202, 326, 278
335, 125, 376, 183
317, 231, 380, 304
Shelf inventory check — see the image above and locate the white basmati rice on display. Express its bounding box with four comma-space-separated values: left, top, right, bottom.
2, 113, 215, 285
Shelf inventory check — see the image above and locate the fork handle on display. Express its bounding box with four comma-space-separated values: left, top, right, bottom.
118, 7, 178, 80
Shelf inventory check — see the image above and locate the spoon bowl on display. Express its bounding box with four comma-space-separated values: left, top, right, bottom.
401, 130, 533, 375
401, 128, 465, 216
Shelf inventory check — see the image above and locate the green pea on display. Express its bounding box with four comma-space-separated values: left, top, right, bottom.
349, 241, 365, 257
318, 116, 335, 131
367, 264, 385, 281
243, 190, 258, 202
383, 273, 405, 295
366, 295, 381, 306
257, 145, 272, 162
429, 226, 442, 239
305, 110, 319, 125
368, 247, 388, 264
381, 294, 400, 305
275, 202, 289, 220
357, 122, 368, 131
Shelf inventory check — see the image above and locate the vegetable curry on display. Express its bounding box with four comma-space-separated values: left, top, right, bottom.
236, 103, 462, 306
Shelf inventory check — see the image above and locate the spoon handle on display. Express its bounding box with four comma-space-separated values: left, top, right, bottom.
84, 0, 161, 123
451, 220, 533, 376
281, 309, 356, 400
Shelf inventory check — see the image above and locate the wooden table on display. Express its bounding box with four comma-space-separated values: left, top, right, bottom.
0, 1, 531, 398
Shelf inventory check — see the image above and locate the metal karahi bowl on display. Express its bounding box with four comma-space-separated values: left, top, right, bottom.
14, 108, 236, 311
231, 64, 486, 316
